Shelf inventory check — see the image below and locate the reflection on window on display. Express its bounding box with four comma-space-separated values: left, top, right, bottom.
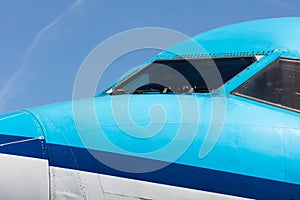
232, 58, 300, 112
109, 57, 255, 95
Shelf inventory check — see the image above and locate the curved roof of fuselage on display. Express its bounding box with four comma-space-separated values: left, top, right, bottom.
157, 17, 300, 59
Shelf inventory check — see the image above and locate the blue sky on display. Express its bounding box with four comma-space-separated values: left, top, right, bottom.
0, 0, 300, 113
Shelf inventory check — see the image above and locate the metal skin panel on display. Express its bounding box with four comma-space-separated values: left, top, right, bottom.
165, 17, 300, 56
0, 154, 49, 200
49, 167, 104, 200
29, 93, 299, 199
49, 167, 251, 200
27, 17, 300, 199
1, 17, 300, 199
100, 173, 252, 200
0, 111, 44, 139
0, 111, 49, 200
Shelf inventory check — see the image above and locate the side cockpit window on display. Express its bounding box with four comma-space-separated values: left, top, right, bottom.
109, 57, 255, 95
232, 58, 300, 113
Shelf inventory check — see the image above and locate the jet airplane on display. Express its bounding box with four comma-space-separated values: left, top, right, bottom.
0, 17, 300, 200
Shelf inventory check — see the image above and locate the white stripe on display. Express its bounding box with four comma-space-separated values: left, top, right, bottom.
50, 167, 253, 200
0, 112, 23, 121
0, 154, 49, 200
0, 136, 44, 147
100, 174, 253, 200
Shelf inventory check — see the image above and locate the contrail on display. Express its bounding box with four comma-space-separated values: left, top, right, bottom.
24, 0, 84, 60
0, 0, 84, 113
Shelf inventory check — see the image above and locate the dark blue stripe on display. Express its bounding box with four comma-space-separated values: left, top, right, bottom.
47, 143, 300, 200
0, 134, 48, 159
1, 134, 298, 199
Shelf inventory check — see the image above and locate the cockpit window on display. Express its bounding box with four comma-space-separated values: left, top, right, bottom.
109, 57, 255, 95
232, 58, 300, 113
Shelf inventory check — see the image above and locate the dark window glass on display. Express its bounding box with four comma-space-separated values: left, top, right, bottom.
232, 58, 300, 112
109, 57, 255, 95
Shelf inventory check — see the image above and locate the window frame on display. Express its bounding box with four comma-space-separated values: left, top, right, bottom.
231, 57, 300, 113
106, 56, 257, 95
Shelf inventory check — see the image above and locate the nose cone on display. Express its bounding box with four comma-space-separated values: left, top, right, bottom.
0, 111, 49, 200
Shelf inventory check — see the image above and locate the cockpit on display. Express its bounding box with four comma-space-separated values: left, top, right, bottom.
107, 57, 255, 95
105, 55, 300, 113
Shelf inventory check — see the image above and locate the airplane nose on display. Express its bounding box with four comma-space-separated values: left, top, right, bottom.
0, 111, 49, 200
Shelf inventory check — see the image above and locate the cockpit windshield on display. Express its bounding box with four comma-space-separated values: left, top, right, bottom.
108, 57, 255, 95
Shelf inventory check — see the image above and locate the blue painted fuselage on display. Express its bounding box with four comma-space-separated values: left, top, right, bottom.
1, 17, 300, 199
